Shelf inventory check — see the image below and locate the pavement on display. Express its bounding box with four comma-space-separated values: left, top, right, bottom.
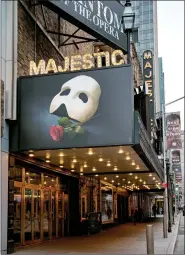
174, 214, 184, 254
16, 215, 181, 255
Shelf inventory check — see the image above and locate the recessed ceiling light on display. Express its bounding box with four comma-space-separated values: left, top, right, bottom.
71, 169, 75, 172
114, 166, 118, 171
59, 152, 64, 157
26, 172, 29, 175
59, 165, 64, 168
107, 161, 111, 167
95, 174, 99, 177
143, 181, 146, 184
83, 162, 87, 168
131, 161, 135, 166
46, 159, 50, 163
88, 148, 93, 155
118, 148, 124, 154
80, 173, 83, 176
139, 179, 142, 182
111, 180, 114, 183
128, 181, 131, 184
129, 173, 132, 175
104, 177, 107, 180
99, 157, 103, 162
125, 155, 131, 160
29, 153, 34, 157
73, 158, 77, 163
92, 167, 96, 172
153, 177, 156, 180
118, 183, 120, 185
122, 179, 125, 181
135, 176, 138, 179
136, 165, 140, 170
149, 173, 152, 177
116, 175, 119, 178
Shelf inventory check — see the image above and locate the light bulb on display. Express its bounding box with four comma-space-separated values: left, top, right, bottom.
88, 148, 93, 155
114, 166, 118, 171
29, 153, 34, 157
153, 177, 156, 180
107, 162, 111, 167
84, 162, 87, 168
149, 173, 152, 177
99, 157, 103, 162
71, 169, 75, 172
116, 175, 119, 178
129, 173, 132, 175
92, 167, 96, 172
95, 174, 99, 177
104, 177, 107, 180
59, 165, 64, 168
128, 181, 131, 184
118, 148, 124, 154
131, 161, 135, 166
135, 176, 138, 179
80, 173, 83, 176
118, 183, 120, 185
73, 158, 77, 163
136, 165, 140, 170
46, 159, 50, 163
111, 180, 114, 183
125, 156, 131, 160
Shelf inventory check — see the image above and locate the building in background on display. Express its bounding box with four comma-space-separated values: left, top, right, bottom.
121, 0, 160, 114
158, 57, 165, 112
180, 131, 184, 202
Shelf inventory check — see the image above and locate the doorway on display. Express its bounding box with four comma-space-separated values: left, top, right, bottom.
14, 182, 69, 246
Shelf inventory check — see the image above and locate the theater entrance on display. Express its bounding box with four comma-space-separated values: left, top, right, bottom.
13, 166, 69, 247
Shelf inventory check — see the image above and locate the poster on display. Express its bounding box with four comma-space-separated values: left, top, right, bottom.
166, 112, 182, 150
101, 185, 113, 223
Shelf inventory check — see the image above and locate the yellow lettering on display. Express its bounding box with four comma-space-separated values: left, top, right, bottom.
145, 70, 152, 78
71, 55, 82, 71
45, 59, 58, 73
58, 57, 69, 72
144, 51, 152, 59
111, 50, 125, 66
29, 60, 46, 75
145, 80, 153, 97
82, 54, 94, 69
93, 52, 109, 68
144, 61, 152, 69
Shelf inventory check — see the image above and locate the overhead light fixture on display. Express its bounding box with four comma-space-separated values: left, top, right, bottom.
59, 152, 64, 157
116, 175, 119, 178
139, 179, 142, 182
84, 162, 87, 168
153, 177, 156, 180
107, 161, 111, 167
128, 181, 131, 184
104, 177, 107, 180
80, 173, 83, 176
29, 152, 34, 157
131, 161, 135, 166
71, 169, 75, 172
125, 155, 131, 160
136, 165, 140, 170
99, 157, 103, 162
73, 158, 77, 163
88, 148, 93, 155
95, 174, 99, 177
143, 181, 146, 185
114, 166, 118, 171
26, 172, 29, 175
111, 180, 114, 183
149, 173, 152, 177
135, 176, 138, 179
129, 173, 132, 175
59, 165, 64, 168
92, 167, 96, 172
46, 159, 50, 163
122, 179, 125, 181
80, 166, 83, 173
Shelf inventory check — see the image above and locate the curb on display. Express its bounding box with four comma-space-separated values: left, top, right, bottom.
166, 214, 181, 254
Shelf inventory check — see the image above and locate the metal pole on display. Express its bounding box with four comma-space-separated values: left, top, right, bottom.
162, 103, 168, 238
146, 225, 154, 254
127, 30, 131, 64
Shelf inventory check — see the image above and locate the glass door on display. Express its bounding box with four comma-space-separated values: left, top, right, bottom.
24, 187, 41, 244
43, 190, 50, 240
14, 187, 22, 245
64, 194, 69, 236
58, 191, 64, 237
51, 191, 57, 238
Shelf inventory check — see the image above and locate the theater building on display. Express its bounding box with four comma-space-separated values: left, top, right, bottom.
1, 1, 164, 254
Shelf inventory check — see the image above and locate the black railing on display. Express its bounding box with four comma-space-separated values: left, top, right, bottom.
134, 111, 164, 180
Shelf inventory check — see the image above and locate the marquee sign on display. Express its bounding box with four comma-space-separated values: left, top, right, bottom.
10, 65, 134, 152
41, 0, 127, 52
143, 50, 154, 125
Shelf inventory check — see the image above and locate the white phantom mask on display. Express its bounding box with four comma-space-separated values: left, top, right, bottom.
50, 75, 101, 123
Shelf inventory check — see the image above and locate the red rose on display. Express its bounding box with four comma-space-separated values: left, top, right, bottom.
50, 125, 64, 141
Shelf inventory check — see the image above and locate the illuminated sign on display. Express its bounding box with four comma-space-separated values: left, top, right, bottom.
143, 50, 154, 125
29, 50, 127, 75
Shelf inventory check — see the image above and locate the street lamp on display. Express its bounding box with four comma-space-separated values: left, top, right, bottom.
122, 0, 135, 64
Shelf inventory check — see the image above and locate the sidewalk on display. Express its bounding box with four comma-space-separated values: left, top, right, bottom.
16, 215, 181, 255
174, 214, 184, 254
